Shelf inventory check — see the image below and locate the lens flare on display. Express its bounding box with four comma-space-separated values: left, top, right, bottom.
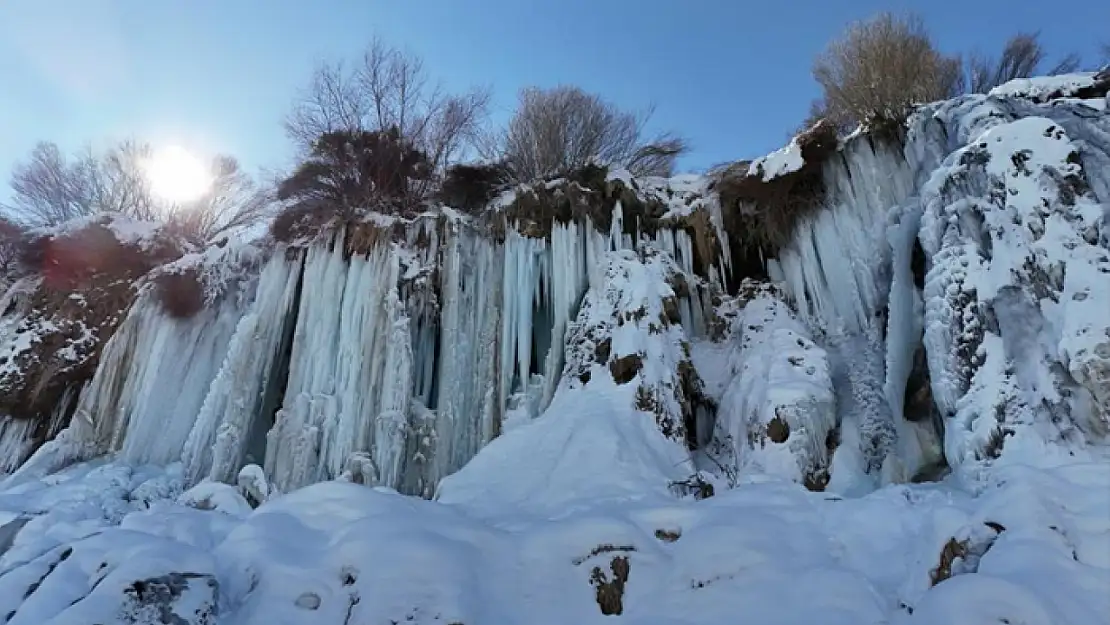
145, 145, 213, 203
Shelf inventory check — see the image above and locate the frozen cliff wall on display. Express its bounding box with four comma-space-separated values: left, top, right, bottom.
915, 83, 1110, 470
436, 247, 706, 516
756, 71, 1110, 487
2, 72, 1107, 501
3, 172, 734, 498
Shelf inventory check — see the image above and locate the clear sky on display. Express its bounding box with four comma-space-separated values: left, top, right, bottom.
1, 0, 1107, 193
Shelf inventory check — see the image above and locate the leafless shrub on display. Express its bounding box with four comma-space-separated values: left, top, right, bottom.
164, 156, 275, 243
2, 143, 99, 226
285, 37, 490, 195
274, 128, 431, 234
967, 32, 1083, 93
154, 269, 205, 319
437, 162, 512, 213
498, 86, 688, 182
0, 217, 24, 285
812, 12, 962, 130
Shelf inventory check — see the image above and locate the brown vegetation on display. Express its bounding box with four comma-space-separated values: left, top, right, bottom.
437, 162, 512, 213
277, 128, 432, 214
588, 556, 631, 616
930, 522, 1004, 586
654, 529, 681, 542
285, 36, 490, 192
155, 269, 205, 319
811, 12, 962, 131
714, 120, 839, 254
610, 353, 643, 385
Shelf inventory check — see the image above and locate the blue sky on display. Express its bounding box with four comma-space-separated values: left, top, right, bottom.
1, 0, 1107, 193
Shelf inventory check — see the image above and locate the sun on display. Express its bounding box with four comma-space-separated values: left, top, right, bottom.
145, 145, 213, 204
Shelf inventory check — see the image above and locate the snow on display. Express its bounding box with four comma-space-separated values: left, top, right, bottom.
916, 96, 1110, 470
988, 72, 1101, 100
747, 138, 805, 181
1, 456, 1107, 624
30, 213, 181, 255
704, 286, 836, 487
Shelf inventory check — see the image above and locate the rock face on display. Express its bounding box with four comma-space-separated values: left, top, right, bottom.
117, 573, 219, 625
0, 216, 188, 472
562, 247, 710, 448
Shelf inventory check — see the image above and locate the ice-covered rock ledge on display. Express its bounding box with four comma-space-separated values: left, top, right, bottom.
694, 281, 836, 491
917, 89, 1110, 470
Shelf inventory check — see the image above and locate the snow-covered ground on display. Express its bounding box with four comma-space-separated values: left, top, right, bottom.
1, 454, 1108, 625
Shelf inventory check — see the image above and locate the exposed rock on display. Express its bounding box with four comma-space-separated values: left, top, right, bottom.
119, 572, 219, 625
0, 216, 189, 465
929, 522, 1004, 586
588, 556, 630, 616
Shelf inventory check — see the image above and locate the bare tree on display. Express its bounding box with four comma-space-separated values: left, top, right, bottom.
2, 143, 98, 226
3, 141, 271, 242
285, 37, 490, 190
967, 32, 1083, 93
0, 216, 23, 284
167, 156, 275, 241
812, 12, 962, 130
498, 86, 688, 182
1100, 41, 1110, 66
97, 140, 158, 221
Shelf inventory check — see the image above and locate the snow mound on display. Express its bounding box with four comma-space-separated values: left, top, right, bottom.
747, 137, 805, 181
437, 248, 703, 517
988, 71, 1107, 102
30, 213, 178, 256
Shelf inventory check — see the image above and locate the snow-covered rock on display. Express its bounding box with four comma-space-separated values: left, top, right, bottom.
917, 98, 1110, 470
708, 282, 836, 489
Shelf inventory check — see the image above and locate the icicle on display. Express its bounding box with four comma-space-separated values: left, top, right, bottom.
180, 252, 303, 484
0, 417, 34, 475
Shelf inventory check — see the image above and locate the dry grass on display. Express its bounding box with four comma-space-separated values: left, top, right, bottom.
714, 121, 839, 255
438, 162, 512, 214
154, 269, 205, 319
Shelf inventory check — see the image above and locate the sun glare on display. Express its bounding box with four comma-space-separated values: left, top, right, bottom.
145, 145, 213, 204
